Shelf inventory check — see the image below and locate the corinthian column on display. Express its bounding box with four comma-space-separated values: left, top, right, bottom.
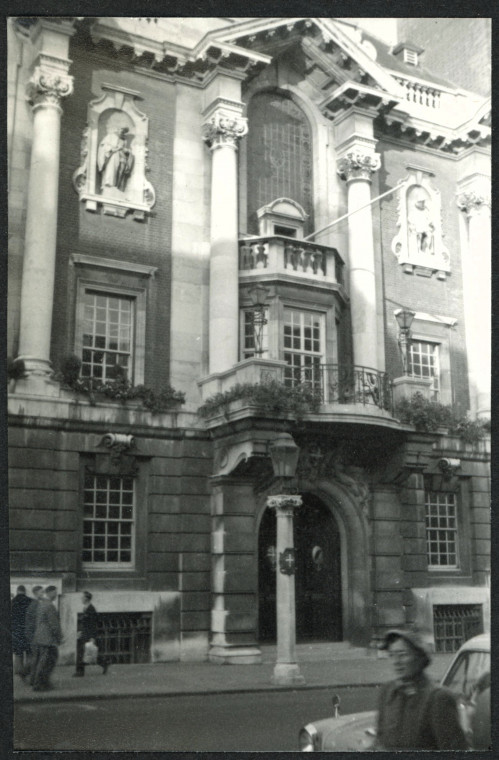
203, 105, 247, 375
17, 36, 73, 389
456, 189, 491, 418
337, 151, 381, 372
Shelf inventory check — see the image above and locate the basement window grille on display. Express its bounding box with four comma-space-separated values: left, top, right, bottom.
433, 604, 483, 653
79, 611, 152, 664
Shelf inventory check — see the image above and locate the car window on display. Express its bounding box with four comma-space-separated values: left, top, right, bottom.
443, 650, 490, 700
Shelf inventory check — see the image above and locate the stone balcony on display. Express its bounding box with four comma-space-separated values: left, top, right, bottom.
198, 358, 398, 430
238, 236, 344, 287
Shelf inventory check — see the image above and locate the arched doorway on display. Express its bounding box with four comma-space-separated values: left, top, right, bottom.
258, 493, 342, 642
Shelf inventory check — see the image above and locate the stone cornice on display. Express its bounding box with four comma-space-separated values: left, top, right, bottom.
320, 81, 400, 119
337, 151, 381, 181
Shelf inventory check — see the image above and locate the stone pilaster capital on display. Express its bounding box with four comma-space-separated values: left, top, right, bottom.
202, 110, 248, 150
337, 151, 381, 182
26, 59, 73, 109
456, 190, 491, 217
266, 494, 303, 515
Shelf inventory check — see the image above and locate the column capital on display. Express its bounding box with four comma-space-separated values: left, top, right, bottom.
202, 109, 248, 150
26, 55, 73, 109
337, 150, 381, 182
456, 190, 491, 217
267, 494, 303, 515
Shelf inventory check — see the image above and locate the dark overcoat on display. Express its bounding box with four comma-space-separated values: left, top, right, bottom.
374, 673, 468, 750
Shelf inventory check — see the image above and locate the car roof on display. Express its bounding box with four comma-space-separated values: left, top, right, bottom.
456, 633, 490, 652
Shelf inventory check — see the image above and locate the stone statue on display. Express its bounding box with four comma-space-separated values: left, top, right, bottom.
408, 188, 434, 257
97, 126, 134, 193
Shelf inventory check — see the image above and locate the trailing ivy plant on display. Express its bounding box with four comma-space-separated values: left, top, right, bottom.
395, 392, 490, 444
56, 355, 185, 413
198, 379, 322, 420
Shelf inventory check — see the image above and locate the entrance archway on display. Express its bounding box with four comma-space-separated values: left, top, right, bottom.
258, 493, 342, 642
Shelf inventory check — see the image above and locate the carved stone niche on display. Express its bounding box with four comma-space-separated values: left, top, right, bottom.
72, 83, 156, 221
391, 168, 450, 280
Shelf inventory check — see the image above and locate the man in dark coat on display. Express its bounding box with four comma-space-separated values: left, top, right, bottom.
24, 585, 44, 684
11, 585, 32, 676
73, 591, 109, 676
31, 586, 62, 691
373, 628, 468, 750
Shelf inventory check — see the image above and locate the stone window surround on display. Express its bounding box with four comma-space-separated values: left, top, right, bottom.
408, 314, 455, 406
423, 476, 472, 579
70, 254, 157, 386
77, 453, 149, 581
82, 471, 136, 570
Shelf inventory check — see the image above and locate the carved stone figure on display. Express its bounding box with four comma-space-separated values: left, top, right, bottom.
408, 187, 434, 257
97, 126, 134, 192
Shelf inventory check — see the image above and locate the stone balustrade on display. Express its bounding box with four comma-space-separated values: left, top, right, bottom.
395, 77, 442, 108
239, 236, 344, 285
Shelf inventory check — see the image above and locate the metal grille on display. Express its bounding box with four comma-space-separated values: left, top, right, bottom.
433, 604, 483, 653
90, 612, 152, 664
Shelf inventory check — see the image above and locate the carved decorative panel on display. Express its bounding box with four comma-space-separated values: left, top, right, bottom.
391, 168, 450, 279
72, 84, 156, 221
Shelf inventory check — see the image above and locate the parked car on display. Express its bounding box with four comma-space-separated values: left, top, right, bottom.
299, 633, 490, 751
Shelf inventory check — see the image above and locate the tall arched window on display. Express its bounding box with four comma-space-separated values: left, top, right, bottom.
246, 92, 313, 235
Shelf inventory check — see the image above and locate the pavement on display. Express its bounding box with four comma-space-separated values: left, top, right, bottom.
13, 643, 455, 705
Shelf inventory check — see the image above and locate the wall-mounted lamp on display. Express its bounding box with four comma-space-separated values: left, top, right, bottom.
394, 308, 416, 375
268, 433, 300, 479
248, 284, 269, 355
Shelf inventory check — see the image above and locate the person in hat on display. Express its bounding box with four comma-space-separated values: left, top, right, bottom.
73, 591, 109, 677
372, 628, 468, 750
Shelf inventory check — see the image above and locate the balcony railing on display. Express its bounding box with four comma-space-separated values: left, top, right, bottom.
239, 236, 344, 286
286, 364, 392, 412
395, 77, 442, 108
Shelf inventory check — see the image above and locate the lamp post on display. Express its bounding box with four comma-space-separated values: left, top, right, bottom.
248, 284, 269, 356
267, 433, 305, 686
395, 309, 416, 375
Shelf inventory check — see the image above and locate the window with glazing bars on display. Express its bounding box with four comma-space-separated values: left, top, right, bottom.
82, 473, 135, 567
81, 291, 134, 382
425, 491, 458, 567
283, 308, 323, 388
408, 341, 440, 398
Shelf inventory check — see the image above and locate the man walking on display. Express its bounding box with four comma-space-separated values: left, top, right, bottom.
31, 586, 62, 692
73, 591, 109, 676
24, 585, 44, 684
11, 585, 32, 677
373, 628, 468, 750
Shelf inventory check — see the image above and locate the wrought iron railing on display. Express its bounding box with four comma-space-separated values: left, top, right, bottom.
285, 364, 392, 411
433, 604, 484, 653
239, 236, 344, 285
83, 611, 152, 664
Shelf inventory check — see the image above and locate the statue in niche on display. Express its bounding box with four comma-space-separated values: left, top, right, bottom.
407, 186, 435, 258
97, 125, 134, 193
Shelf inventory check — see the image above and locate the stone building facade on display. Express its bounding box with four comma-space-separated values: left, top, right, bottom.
8, 17, 490, 665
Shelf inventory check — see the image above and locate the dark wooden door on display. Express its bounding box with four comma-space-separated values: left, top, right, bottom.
258, 493, 342, 642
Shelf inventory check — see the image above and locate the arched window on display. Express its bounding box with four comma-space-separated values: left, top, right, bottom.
246, 92, 313, 235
